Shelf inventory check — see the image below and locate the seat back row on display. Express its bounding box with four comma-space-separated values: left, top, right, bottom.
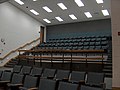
0, 70, 103, 90
6, 65, 104, 88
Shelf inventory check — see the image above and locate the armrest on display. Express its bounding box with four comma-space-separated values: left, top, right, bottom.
0, 80, 10, 83
4, 70, 12, 72
7, 83, 23, 87
28, 87, 38, 90
69, 80, 85, 84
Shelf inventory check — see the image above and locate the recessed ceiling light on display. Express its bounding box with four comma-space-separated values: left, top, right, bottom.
84, 12, 92, 18
55, 17, 63, 22
33, 0, 37, 1
69, 14, 77, 20
14, 0, 24, 5
102, 9, 109, 16
57, 3, 67, 10
74, 0, 84, 7
43, 19, 51, 23
30, 9, 39, 15
96, 0, 103, 4
43, 6, 52, 13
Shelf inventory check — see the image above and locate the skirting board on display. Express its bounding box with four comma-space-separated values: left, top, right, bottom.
112, 87, 120, 90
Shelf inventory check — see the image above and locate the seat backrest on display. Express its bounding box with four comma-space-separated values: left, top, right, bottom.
58, 82, 78, 90
30, 67, 43, 76
13, 65, 22, 73
1, 71, 12, 81
55, 69, 70, 80
42, 68, 56, 78
80, 85, 103, 90
70, 71, 86, 82
20, 66, 32, 75
23, 75, 38, 88
11, 73, 24, 84
86, 72, 104, 86
38, 78, 56, 90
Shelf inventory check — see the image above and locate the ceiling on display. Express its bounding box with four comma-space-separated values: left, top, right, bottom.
9, 0, 111, 26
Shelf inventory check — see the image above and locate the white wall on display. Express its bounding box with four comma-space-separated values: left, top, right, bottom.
0, 2, 45, 58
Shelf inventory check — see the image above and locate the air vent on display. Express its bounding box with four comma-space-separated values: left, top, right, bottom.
0, 0, 9, 4
51, 19, 55, 21
94, 12, 99, 15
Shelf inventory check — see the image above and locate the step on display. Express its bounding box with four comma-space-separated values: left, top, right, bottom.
9, 60, 18, 63
11, 59, 19, 62
105, 73, 112, 78
103, 69, 112, 73
4, 64, 14, 68
107, 58, 112, 60
7, 62, 17, 65
104, 66, 112, 69
105, 62, 112, 65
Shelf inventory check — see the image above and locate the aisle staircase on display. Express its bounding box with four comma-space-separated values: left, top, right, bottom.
4, 58, 19, 68
103, 40, 112, 78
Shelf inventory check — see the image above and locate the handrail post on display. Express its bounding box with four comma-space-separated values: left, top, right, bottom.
40, 52, 42, 66
102, 52, 104, 68
70, 50, 73, 72
85, 53, 88, 71
51, 50, 53, 68
18, 50, 20, 64
62, 52, 64, 67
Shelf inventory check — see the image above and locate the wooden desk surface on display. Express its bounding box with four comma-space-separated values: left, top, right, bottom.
18, 49, 105, 53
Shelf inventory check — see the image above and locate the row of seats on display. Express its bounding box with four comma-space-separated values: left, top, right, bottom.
36, 44, 108, 50
34, 36, 110, 50
0, 72, 103, 90
47, 38, 108, 44
48, 36, 109, 42
0, 65, 105, 90
11, 65, 105, 85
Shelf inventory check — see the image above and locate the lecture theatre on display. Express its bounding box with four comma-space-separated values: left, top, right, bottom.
0, 0, 119, 90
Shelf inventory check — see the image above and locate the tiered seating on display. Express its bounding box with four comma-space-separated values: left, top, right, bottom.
36, 36, 110, 51
0, 65, 106, 90
17, 36, 111, 73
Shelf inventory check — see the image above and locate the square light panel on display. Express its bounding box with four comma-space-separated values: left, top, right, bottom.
84, 12, 92, 18
30, 9, 39, 15
96, 0, 103, 4
14, 0, 24, 5
57, 3, 67, 10
43, 6, 52, 12
74, 0, 84, 7
102, 9, 109, 16
69, 14, 77, 20
43, 19, 51, 23
55, 17, 63, 22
